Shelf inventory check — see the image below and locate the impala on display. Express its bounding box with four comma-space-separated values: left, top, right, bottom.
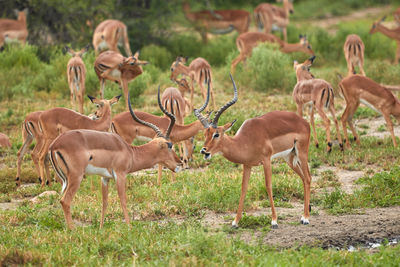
94, 50, 149, 110
15, 111, 45, 187
254, 0, 294, 42
0, 9, 28, 48
161, 86, 192, 169
66, 45, 89, 114
394, 8, 400, 26
339, 74, 400, 148
36, 95, 121, 187
0, 132, 11, 148
111, 86, 208, 185
49, 93, 182, 229
170, 56, 216, 111
293, 56, 343, 152
92, 19, 131, 56
231, 33, 313, 74
343, 34, 365, 76
194, 74, 312, 228
182, 1, 250, 43
369, 16, 400, 64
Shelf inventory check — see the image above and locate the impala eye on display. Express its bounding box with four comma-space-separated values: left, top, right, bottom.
170, 68, 174, 72
96, 104, 100, 108
167, 142, 173, 149
213, 132, 220, 138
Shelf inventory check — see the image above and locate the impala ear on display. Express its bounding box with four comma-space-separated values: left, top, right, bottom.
223, 119, 236, 132
87, 95, 96, 103
110, 94, 122, 105
64, 46, 73, 56
133, 50, 140, 58
293, 60, 298, 69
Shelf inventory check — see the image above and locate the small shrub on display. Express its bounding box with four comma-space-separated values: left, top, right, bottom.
239, 214, 271, 230
141, 44, 174, 70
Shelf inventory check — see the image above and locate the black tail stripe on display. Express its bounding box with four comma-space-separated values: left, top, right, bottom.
56, 151, 69, 172
326, 88, 330, 108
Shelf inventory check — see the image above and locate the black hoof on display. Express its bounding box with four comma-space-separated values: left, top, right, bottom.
339, 143, 344, 151
15, 177, 20, 181
38, 177, 42, 183
15, 183, 19, 187
354, 136, 357, 141
315, 143, 319, 148
301, 220, 310, 225
309, 204, 311, 212
231, 224, 239, 229
271, 224, 278, 229
46, 180, 49, 186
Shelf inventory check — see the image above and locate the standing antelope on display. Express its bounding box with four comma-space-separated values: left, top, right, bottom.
231, 33, 314, 74
254, 0, 294, 42
161, 86, 192, 169
36, 95, 121, 187
343, 34, 365, 76
170, 56, 216, 111
339, 75, 400, 148
194, 74, 312, 228
49, 93, 181, 229
94, 50, 148, 110
182, 1, 250, 43
92, 19, 131, 56
369, 16, 400, 64
15, 111, 46, 187
0, 9, 28, 49
0, 132, 11, 148
66, 45, 89, 114
293, 56, 343, 152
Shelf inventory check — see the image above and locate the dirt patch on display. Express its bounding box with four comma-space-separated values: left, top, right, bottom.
0, 199, 26, 211
356, 116, 400, 140
315, 165, 364, 193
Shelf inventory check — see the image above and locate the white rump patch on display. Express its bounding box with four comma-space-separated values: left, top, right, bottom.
271, 147, 293, 161
85, 164, 113, 178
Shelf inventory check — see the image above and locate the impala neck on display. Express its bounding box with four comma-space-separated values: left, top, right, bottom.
128, 143, 163, 172
179, 64, 191, 77
280, 43, 303, 53
283, 1, 291, 17
92, 107, 112, 131
171, 121, 203, 142
218, 134, 248, 164
18, 13, 27, 26
182, 1, 196, 22
376, 24, 400, 40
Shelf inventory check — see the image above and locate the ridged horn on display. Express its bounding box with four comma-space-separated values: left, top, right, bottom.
211, 74, 238, 127
157, 86, 176, 139
194, 80, 211, 128
128, 92, 165, 138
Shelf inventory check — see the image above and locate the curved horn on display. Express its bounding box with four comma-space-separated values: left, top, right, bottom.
128, 92, 165, 138
174, 56, 182, 67
157, 86, 176, 139
194, 81, 211, 128
211, 74, 238, 127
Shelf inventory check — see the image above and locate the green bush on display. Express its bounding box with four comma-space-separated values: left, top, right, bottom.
141, 44, 174, 71
235, 43, 296, 93
200, 35, 237, 67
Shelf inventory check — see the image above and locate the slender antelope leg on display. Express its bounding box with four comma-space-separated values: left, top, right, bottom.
157, 164, 163, 186
100, 178, 110, 228
315, 105, 332, 152
38, 139, 52, 186
329, 103, 343, 149
16, 127, 33, 186
309, 106, 319, 148
60, 174, 83, 229
262, 159, 278, 228
396, 41, 400, 65
382, 112, 398, 147
232, 165, 251, 228
116, 173, 130, 225
341, 101, 359, 148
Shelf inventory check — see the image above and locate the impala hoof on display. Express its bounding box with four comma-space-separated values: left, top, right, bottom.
38, 177, 42, 183
271, 221, 278, 229
315, 143, 319, 148
46, 180, 49, 186
301, 216, 310, 225
231, 220, 239, 229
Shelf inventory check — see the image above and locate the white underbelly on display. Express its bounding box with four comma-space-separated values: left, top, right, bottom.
85, 164, 113, 178
360, 99, 381, 114
136, 135, 152, 142
110, 69, 121, 79
271, 147, 293, 161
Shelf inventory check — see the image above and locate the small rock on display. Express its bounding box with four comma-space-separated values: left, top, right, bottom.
30, 191, 58, 204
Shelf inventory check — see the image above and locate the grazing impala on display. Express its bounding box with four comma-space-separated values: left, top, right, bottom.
293, 56, 343, 152
370, 16, 400, 64
339, 75, 400, 148
15, 111, 46, 186
194, 74, 312, 228
170, 56, 216, 111
231, 33, 313, 74
254, 0, 294, 42
66, 45, 89, 114
92, 19, 131, 56
0, 9, 28, 48
0, 132, 11, 148
182, 1, 250, 43
343, 34, 365, 76
161, 86, 192, 169
49, 93, 181, 229
36, 95, 121, 187
94, 50, 148, 110
111, 85, 208, 185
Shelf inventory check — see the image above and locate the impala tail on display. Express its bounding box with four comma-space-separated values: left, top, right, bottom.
49, 149, 69, 194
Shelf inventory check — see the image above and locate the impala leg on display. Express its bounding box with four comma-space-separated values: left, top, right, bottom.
100, 177, 110, 228
232, 165, 251, 228
315, 105, 332, 152
262, 159, 278, 228
329, 103, 343, 150
115, 173, 130, 225
158, 164, 162, 186
359, 60, 366, 76
341, 101, 359, 148
31, 135, 43, 183
382, 112, 398, 147
38, 139, 51, 187
44, 154, 53, 185
78, 93, 84, 114
283, 27, 287, 42
190, 79, 195, 113
396, 42, 400, 65
230, 54, 245, 74
16, 130, 33, 186
309, 105, 319, 148
60, 174, 83, 229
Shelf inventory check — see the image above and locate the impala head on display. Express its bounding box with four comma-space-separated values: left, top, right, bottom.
65, 44, 90, 58
170, 56, 188, 81
194, 74, 238, 160
120, 50, 149, 68
87, 95, 121, 119
128, 90, 182, 172
176, 78, 191, 93
370, 16, 386, 34
294, 55, 315, 81
298, 34, 314, 55
279, 0, 294, 14
14, 8, 28, 20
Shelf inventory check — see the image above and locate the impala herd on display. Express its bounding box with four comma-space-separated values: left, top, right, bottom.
1, 2, 400, 230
